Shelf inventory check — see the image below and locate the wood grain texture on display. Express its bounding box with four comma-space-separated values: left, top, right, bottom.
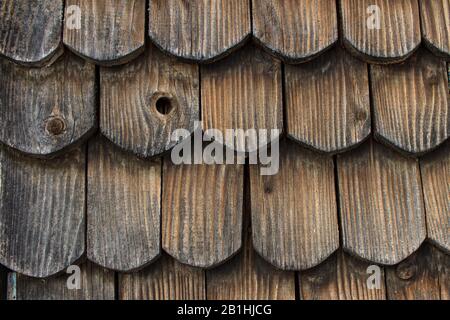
250, 140, 339, 270
252, 0, 338, 62
207, 188, 295, 300
419, 0, 450, 59
371, 49, 449, 155
0, 0, 63, 66
101, 44, 199, 158
87, 136, 161, 272
119, 254, 206, 300
299, 251, 387, 300
201, 45, 282, 153
0, 146, 85, 278
337, 139, 427, 265
420, 141, 450, 253
64, 0, 145, 65
386, 244, 443, 300
163, 158, 244, 268
436, 247, 450, 299
8, 262, 114, 300
285, 47, 370, 153
340, 0, 421, 63
0, 265, 6, 300
0, 52, 96, 157
149, 0, 251, 62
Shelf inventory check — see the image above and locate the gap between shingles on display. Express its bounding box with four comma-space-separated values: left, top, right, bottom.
365, 55, 389, 300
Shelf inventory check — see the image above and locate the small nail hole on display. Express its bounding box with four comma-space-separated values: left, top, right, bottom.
155, 97, 174, 116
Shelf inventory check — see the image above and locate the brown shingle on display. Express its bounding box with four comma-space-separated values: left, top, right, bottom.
119, 253, 206, 300
340, 0, 421, 63
201, 45, 282, 153
207, 202, 296, 300
63, 0, 146, 66
285, 47, 371, 153
87, 136, 161, 272
0, 0, 63, 66
371, 48, 449, 155
0, 53, 96, 156
299, 251, 387, 300
419, 0, 450, 60
149, 0, 251, 62
250, 140, 339, 270
386, 243, 443, 300
0, 146, 85, 278
100, 44, 199, 158
337, 139, 426, 265
162, 157, 244, 268
252, 0, 338, 63
420, 140, 450, 253
9, 262, 115, 300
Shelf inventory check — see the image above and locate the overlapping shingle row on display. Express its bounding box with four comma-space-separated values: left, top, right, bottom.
0, 0, 448, 295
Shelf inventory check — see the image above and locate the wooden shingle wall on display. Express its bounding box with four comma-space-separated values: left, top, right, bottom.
0, 0, 448, 300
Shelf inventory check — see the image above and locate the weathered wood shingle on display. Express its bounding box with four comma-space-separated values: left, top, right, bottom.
149, 0, 251, 62
87, 137, 161, 272
100, 44, 199, 158
340, 0, 421, 63
201, 45, 282, 153
299, 251, 387, 300
420, 141, 450, 253
207, 190, 295, 300
8, 262, 115, 300
250, 140, 339, 270
64, 0, 146, 65
337, 139, 426, 265
0, 146, 85, 278
285, 47, 371, 153
419, 0, 450, 59
0, 0, 63, 66
252, 0, 338, 62
371, 49, 449, 155
0, 53, 96, 157
386, 244, 445, 300
119, 254, 206, 300
162, 157, 244, 268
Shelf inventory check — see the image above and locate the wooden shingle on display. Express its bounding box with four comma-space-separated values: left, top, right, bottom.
119, 254, 206, 300
8, 262, 115, 300
149, 0, 251, 62
201, 45, 282, 153
252, 0, 338, 63
299, 251, 387, 300
63, 0, 146, 66
207, 193, 295, 300
386, 244, 444, 300
0, 265, 6, 300
0, 0, 63, 66
340, 0, 421, 63
0, 146, 85, 278
285, 47, 371, 153
162, 158, 244, 268
250, 140, 339, 270
337, 139, 426, 265
371, 49, 449, 155
420, 141, 450, 253
100, 45, 199, 158
0, 53, 96, 157
87, 137, 161, 272
419, 0, 450, 60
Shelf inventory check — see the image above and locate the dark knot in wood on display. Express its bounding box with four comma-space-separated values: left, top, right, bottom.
45, 116, 66, 136
396, 261, 417, 280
